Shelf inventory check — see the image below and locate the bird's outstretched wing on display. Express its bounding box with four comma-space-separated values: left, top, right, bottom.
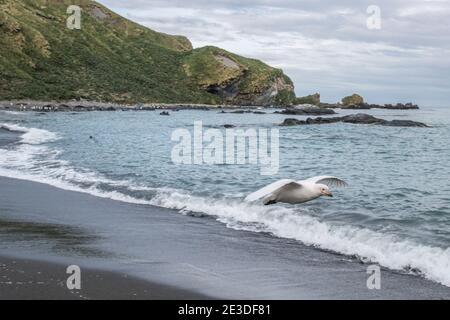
245, 179, 299, 202
303, 176, 348, 188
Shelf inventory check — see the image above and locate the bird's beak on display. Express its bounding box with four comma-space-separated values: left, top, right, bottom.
323, 191, 333, 197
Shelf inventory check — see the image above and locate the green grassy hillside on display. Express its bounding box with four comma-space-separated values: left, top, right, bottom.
0, 0, 295, 105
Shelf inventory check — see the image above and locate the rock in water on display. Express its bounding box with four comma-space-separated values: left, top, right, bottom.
281, 118, 304, 126
276, 106, 336, 115
381, 120, 428, 127
341, 114, 383, 124
293, 93, 321, 105
342, 94, 365, 106
280, 113, 428, 127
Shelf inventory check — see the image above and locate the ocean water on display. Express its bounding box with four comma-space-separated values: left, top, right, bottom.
1, 107, 450, 287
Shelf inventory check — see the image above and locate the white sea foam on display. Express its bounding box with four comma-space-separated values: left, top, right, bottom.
149, 190, 450, 287
0, 123, 28, 132
1, 122, 449, 287
1, 111, 26, 115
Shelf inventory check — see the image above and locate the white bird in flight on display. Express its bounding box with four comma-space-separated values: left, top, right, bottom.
245, 176, 348, 205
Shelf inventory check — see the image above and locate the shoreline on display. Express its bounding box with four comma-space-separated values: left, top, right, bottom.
0, 100, 264, 112
0, 100, 421, 113
0, 175, 449, 299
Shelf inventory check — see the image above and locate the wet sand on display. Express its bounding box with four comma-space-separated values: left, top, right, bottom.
0, 176, 449, 300
0, 255, 210, 300
0, 132, 206, 299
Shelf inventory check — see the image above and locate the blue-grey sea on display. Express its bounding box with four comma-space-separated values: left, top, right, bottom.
1, 107, 449, 288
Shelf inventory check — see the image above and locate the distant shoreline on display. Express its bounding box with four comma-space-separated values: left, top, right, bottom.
0, 100, 262, 112
0, 100, 420, 112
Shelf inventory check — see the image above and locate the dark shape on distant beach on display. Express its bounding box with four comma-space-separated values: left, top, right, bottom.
160, 111, 170, 116
223, 124, 235, 128
280, 113, 429, 127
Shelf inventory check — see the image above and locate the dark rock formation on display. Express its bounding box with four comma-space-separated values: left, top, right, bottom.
228, 110, 252, 114
382, 103, 419, 110
160, 111, 170, 116
340, 104, 371, 110
320, 102, 419, 110
381, 120, 426, 127
276, 106, 336, 115
280, 113, 428, 127
219, 110, 266, 114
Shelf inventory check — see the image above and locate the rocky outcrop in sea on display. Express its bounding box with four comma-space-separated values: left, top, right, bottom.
319, 102, 419, 110
280, 113, 428, 127
275, 106, 336, 115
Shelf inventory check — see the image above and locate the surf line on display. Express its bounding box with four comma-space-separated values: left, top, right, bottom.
171, 121, 279, 176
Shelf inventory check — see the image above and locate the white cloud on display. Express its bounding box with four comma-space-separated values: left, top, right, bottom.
98, 0, 450, 106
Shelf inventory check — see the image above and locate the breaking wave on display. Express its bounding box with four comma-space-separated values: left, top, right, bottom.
0, 122, 449, 287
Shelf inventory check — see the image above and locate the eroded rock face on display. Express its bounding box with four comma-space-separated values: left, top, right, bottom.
233, 75, 296, 106
183, 46, 296, 106
280, 113, 428, 127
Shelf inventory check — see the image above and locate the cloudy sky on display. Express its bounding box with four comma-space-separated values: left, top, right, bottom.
98, 0, 450, 106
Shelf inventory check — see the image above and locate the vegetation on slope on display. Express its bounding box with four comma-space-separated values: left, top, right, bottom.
342, 93, 364, 106
0, 0, 296, 105
294, 93, 321, 105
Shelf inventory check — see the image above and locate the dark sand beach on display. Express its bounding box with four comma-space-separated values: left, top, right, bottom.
0, 176, 449, 300
0, 255, 210, 300
0, 130, 205, 300
0, 128, 211, 300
